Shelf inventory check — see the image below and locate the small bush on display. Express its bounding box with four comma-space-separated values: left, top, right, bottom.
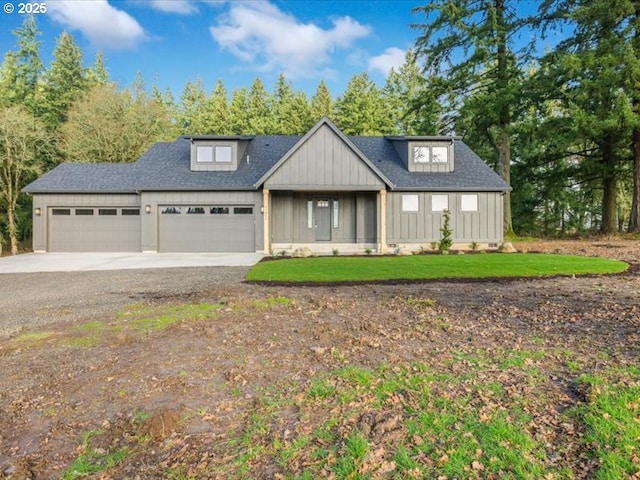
438, 209, 453, 254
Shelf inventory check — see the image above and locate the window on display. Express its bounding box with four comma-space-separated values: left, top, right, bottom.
75, 209, 94, 216
460, 194, 478, 212
161, 206, 181, 214
210, 207, 229, 214
432, 146, 448, 163
432, 194, 449, 212
52, 208, 71, 216
122, 208, 140, 216
412, 145, 450, 164
187, 207, 205, 214
98, 208, 117, 216
413, 146, 430, 163
333, 200, 339, 228
234, 207, 253, 214
196, 145, 213, 163
402, 194, 419, 212
316, 200, 329, 208
307, 200, 313, 228
215, 145, 232, 163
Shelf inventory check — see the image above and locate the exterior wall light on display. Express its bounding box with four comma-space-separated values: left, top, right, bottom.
260, 206, 264, 214
145, 205, 152, 214
34, 207, 41, 216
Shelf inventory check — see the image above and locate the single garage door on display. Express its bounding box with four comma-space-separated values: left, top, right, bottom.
158, 205, 255, 252
48, 207, 141, 252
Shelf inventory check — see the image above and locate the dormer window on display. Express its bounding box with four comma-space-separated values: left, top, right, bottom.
190, 140, 239, 171
412, 145, 448, 164
196, 145, 233, 164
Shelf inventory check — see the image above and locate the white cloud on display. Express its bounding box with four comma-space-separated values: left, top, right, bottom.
209, 1, 371, 78
368, 47, 406, 77
48, 1, 146, 50
148, 0, 199, 15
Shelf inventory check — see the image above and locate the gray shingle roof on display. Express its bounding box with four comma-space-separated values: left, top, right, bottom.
24, 133, 510, 193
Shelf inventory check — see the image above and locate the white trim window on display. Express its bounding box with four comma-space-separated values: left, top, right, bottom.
215, 145, 232, 163
196, 145, 214, 163
431, 194, 449, 212
460, 194, 478, 212
413, 146, 430, 163
431, 146, 448, 163
402, 194, 419, 212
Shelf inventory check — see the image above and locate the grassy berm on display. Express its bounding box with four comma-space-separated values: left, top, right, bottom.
0, 239, 639, 479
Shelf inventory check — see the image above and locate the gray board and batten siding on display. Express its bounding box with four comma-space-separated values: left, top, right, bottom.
24, 118, 510, 253
263, 123, 387, 191
386, 191, 504, 244
270, 192, 377, 244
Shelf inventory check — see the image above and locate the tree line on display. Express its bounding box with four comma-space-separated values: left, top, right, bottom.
1, 2, 639, 254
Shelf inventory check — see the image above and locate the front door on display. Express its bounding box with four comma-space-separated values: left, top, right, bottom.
314, 198, 331, 241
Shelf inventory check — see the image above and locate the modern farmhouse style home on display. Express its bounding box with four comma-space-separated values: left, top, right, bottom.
24, 118, 510, 254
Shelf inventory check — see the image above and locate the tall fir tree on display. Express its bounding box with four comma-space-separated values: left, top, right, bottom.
228, 87, 249, 134
310, 81, 333, 122
207, 79, 231, 134
177, 77, 209, 134
247, 77, 272, 134
414, 0, 531, 234
333, 73, 391, 135
0, 16, 43, 113
40, 31, 88, 130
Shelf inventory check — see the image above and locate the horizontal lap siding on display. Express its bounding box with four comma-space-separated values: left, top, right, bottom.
387, 192, 503, 244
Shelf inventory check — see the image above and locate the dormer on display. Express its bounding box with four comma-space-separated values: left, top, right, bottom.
388, 136, 458, 173
188, 135, 252, 172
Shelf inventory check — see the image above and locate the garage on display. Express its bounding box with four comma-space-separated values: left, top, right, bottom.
158, 205, 255, 252
48, 207, 141, 252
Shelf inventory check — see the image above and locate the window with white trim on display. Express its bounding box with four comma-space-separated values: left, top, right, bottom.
432, 146, 448, 163
431, 194, 448, 212
215, 145, 232, 163
413, 146, 430, 163
412, 145, 450, 164
460, 194, 478, 212
196, 145, 213, 163
402, 194, 419, 212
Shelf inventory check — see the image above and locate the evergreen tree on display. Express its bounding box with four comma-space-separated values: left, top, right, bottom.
536, 0, 635, 234
333, 73, 391, 135
382, 49, 432, 135
247, 77, 271, 134
177, 77, 209, 134
0, 16, 43, 113
271, 73, 312, 134
414, 0, 532, 234
40, 31, 88, 129
87, 52, 110, 86
310, 80, 333, 122
228, 87, 249, 134
207, 79, 231, 134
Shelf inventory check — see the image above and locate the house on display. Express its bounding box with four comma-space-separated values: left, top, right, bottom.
23, 117, 510, 254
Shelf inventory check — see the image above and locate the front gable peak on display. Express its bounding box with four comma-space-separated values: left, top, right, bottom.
258, 117, 392, 191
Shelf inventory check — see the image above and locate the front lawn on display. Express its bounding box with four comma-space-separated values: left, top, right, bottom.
246, 253, 627, 283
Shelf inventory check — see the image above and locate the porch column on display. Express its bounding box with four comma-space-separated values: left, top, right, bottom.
263, 189, 270, 255
379, 189, 387, 254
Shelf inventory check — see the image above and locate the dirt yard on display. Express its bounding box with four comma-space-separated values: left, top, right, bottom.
0, 239, 639, 479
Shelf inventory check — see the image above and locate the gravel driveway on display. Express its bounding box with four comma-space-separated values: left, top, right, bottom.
0, 266, 250, 338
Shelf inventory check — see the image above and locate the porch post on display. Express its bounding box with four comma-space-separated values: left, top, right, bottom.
379, 189, 387, 254
263, 189, 270, 255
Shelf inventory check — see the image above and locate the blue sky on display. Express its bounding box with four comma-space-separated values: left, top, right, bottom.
1, 0, 426, 98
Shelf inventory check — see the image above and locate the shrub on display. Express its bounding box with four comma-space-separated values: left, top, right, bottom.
438, 209, 453, 254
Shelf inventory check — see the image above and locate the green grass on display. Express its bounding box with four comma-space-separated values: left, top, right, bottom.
246, 253, 627, 283
571, 368, 640, 479
62, 430, 127, 480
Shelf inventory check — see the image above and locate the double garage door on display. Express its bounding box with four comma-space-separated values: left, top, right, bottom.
158, 205, 255, 252
47, 204, 256, 252
48, 207, 141, 252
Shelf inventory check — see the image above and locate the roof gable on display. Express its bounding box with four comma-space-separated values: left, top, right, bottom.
258, 118, 392, 191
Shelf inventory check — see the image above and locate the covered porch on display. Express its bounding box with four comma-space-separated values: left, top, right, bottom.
262, 189, 388, 255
